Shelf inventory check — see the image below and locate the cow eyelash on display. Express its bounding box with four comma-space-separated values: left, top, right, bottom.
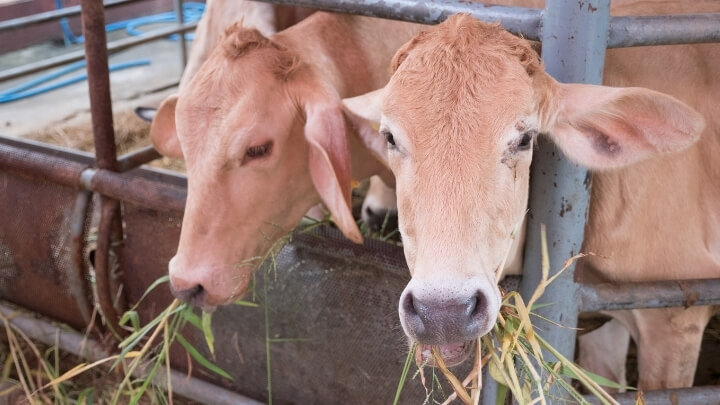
517, 130, 536, 151
243, 141, 273, 164
382, 130, 396, 148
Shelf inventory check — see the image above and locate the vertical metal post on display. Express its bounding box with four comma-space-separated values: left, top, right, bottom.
483, 2, 609, 402
174, 0, 188, 70
81, 0, 126, 336
519, 0, 610, 375
80, 0, 118, 171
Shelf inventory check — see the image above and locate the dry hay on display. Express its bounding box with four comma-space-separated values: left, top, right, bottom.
23, 104, 186, 173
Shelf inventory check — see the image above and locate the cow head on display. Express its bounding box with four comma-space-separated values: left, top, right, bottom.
150, 24, 365, 309
344, 14, 704, 366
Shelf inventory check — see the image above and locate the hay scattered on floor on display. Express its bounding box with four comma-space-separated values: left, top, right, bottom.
25, 107, 186, 173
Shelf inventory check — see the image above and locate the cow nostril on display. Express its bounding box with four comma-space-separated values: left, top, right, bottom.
172, 284, 206, 306
466, 294, 478, 317
469, 290, 488, 319
403, 292, 419, 317
365, 206, 375, 217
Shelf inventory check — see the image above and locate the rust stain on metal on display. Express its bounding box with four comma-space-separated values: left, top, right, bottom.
67, 191, 95, 326
94, 198, 125, 337
675, 280, 699, 308
0, 172, 89, 329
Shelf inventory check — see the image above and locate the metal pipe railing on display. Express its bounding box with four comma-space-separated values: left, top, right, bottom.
495, 1, 610, 403
257, 0, 720, 48
0, 0, 141, 33
173, 0, 188, 69
0, 22, 198, 83
579, 278, 720, 312
117, 145, 163, 172
608, 14, 720, 47
0, 142, 186, 213
260, 0, 543, 38
81, 0, 117, 171
80, 0, 124, 335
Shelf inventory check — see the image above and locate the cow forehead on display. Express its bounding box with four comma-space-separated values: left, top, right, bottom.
383, 77, 535, 155
176, 62, 295, 160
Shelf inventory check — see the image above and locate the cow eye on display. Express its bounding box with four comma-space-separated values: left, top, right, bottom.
382, 130, 396, 147
518, 131, 535, 150
243, 141, 272, 164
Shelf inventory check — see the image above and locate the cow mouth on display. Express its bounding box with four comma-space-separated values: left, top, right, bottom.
417, 341, 474, 368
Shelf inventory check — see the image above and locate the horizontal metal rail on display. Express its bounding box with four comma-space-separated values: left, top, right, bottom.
117, 145, 163, 172
258, 0, 543, 38
0, 135, 186, 186
579, 278, 720, 312
0, 21, 198, 83
0, 142, 186, 213
0, 0, 141, 33
585, 386, 720, 405
257, 0, 720, 48
608, 14, 720, 48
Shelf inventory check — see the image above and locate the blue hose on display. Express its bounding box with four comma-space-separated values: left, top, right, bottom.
0, 60, 151, 103
0, 3, 205, 104
56, 1, 206, 44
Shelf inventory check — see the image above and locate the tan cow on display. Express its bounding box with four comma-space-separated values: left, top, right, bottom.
149, 13, 421, 309
344, 10, 718, 389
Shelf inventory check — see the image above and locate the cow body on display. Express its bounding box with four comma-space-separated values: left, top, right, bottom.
344, 2, 718, 389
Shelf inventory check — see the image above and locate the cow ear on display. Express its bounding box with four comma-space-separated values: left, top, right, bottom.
304, 103, 363, 244
342, 88, 387, 166
543, 80, 704, 170
149, 94, 184, 158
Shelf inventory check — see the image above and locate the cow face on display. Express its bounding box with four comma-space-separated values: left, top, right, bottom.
151, 26, 362, 309
344, 15, 704, 366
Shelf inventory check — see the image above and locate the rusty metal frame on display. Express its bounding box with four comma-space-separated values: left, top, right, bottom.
67, 190, 94, 325
0, 22, 198, 83
0, 0, 142, 34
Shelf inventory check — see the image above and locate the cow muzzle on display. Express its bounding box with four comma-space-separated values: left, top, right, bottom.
398, 278, 499, 367
168, 255, 247, 311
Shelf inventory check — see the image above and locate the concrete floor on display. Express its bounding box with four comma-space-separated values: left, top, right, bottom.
0, 27, 184, 138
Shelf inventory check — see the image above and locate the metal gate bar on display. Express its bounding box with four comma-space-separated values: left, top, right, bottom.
0, 142, 186, 213
0, 0, 142, 33
80, 0, 124, 333
513, 1, 609, 401
579, 279, 720, 312
0, 21, 198, 83
608, 14, 720, 47
257, 0, 720, 46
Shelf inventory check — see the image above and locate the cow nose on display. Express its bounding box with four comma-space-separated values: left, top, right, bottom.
401, 290, 488, 344
171, 283, 208, 308
363, 206, 398, 232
